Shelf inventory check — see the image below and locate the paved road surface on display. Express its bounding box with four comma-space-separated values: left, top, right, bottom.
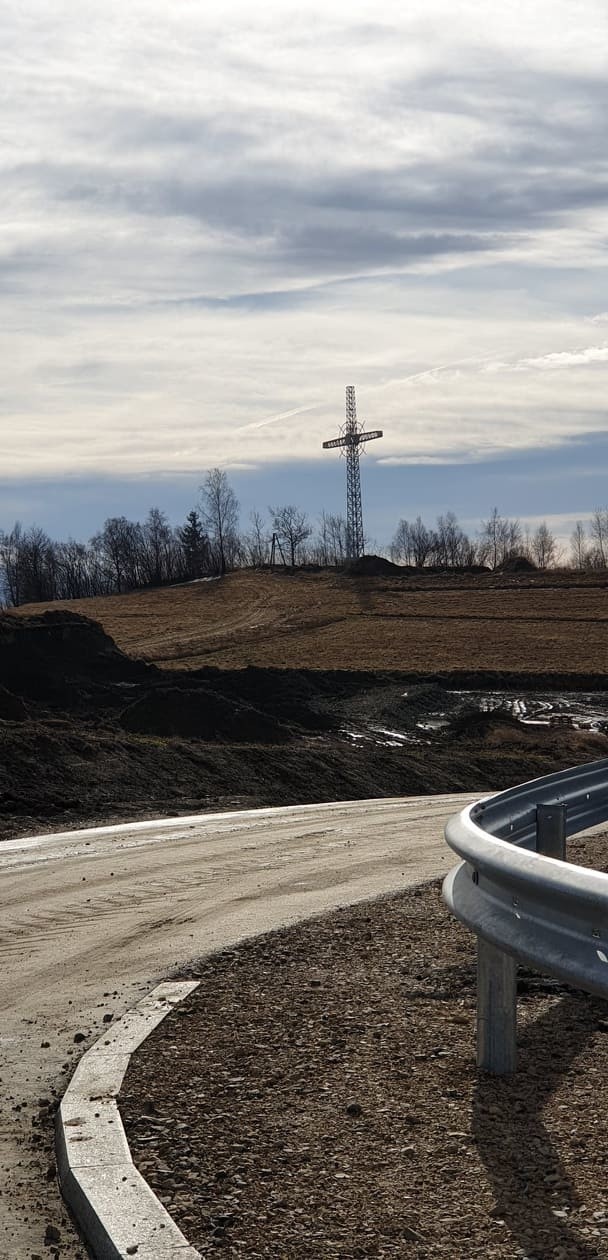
0, 793, 474, 1258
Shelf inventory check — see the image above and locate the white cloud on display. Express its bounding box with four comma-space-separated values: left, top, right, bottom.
517, 345, 608, 370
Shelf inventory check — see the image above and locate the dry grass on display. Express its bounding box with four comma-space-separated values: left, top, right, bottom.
16, 569, 608, 674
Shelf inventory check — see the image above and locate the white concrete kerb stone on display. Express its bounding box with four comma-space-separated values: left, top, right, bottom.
56, 980, 201, 1259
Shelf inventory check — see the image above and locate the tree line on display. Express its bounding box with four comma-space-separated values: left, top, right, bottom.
1, 468, 607, 607
389, 508, 608, 571
0, 470, 345, 606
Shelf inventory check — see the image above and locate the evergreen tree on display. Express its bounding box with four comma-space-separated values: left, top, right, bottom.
178, 510, 210, 579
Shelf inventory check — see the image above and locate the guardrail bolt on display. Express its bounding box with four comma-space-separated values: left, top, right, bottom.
536, 803, 567, 860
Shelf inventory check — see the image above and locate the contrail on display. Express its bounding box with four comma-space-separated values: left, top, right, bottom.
237, 354, 503, 435
236, 402, 323, 433
367, 353, 503, 393
235, 370, 449, 436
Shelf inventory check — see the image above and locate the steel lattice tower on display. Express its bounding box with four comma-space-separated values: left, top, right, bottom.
322, 386, 383, 559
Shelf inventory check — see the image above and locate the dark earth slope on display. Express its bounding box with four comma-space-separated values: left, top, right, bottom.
0, 610, 607, 840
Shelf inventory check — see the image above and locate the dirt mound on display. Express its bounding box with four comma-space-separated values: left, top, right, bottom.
190, 667, 339, 731
447, 708, 525, 738
0, 610, 151, 705
498, 554, 537, 573
343, 554, 404, 577
120, 687, 293, 743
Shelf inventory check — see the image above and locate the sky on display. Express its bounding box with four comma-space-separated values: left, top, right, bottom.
2, 0, 608, 551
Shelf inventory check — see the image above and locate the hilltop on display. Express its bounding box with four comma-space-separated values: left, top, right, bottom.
14, 565, 608, 675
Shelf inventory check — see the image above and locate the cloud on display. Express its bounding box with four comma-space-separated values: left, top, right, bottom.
1, 1, 608, 492
517, 345, 608, 370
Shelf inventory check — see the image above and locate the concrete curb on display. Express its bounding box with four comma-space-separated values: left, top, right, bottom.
56, 981, 201, 1259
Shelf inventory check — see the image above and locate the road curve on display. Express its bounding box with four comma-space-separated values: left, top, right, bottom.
0, 793, 475, 1259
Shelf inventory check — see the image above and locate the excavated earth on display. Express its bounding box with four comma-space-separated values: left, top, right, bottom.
121, 828, 608, 1260
1, 606, 607, 841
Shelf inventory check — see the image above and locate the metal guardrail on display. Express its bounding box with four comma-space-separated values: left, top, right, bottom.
443, 756, 608, 1073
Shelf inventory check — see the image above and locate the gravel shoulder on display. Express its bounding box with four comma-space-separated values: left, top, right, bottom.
121, 829, 608, 1260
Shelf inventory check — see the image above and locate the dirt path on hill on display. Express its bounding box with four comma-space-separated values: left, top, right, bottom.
15, 568, 608, 673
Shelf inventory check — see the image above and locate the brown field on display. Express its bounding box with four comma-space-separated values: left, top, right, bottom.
16, 568, 608, 674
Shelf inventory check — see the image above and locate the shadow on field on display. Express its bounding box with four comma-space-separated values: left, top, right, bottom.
473, 991, 607, 1259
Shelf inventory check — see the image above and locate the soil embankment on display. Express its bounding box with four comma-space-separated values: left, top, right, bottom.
14, 566, 608, 673
0, 602, 606, 840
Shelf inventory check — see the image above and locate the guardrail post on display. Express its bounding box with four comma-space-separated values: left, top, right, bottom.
536, 803, 567, 860
476, 939, 517, 1074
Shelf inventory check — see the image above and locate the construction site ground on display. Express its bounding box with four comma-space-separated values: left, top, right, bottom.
2, 566, 608, 840
120, 827, 608, 1260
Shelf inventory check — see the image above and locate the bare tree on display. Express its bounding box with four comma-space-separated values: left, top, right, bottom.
0, 523, 25, 605
410, 516, 434, 568
243, 510, 270, 568
391, 517, 435, 567
325, 513, 348, 565
140, 507, 179, 586
479, 508, 523, 569
270, 505, 312, 567
434, 512, 470, 567
54, 539, 106, 599
392, 513, 481, 569
459, 532, 479, 566
479, 508, 503, 569
0, 526, 104, 605
200, 469, 240, 575
530, 522, 560, 568
314, 512, 331, 566
0, 525, 57, 604
390, 519, 414, 565
313, 513, 348, 566
91, 517, 144, 593
570, 521, 589, 570
589, 507, 608, 568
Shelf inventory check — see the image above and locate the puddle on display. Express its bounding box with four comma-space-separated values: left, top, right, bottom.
449, 690, 608, 732
341, 726, 428, 748
343, 690, 608, 748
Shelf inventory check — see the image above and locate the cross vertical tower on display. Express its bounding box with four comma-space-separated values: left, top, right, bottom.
322, 385, 383, 560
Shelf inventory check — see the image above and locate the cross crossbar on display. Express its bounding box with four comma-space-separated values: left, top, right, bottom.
322, 429, 383, 449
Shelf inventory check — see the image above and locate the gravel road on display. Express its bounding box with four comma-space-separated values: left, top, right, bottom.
0, 793, 473, 1259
